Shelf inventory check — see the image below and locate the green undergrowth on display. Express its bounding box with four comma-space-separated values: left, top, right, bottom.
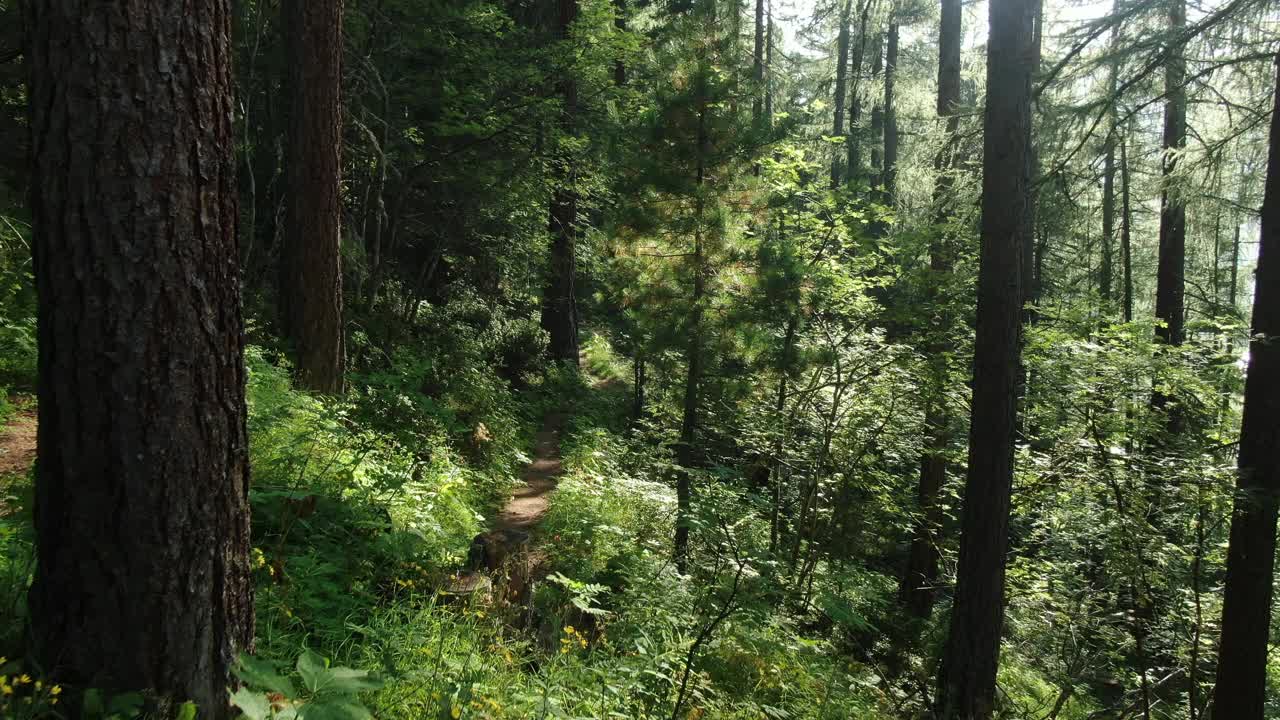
242, 334, 894, 719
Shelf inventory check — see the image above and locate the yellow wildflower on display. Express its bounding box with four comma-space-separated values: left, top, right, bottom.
50, 685, 62, 696
451, 705, 461, 719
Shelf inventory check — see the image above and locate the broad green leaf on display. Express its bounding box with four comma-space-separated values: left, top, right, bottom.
297, 649, 331, 694
235, 654, 297, 697
230, 688, 271, 720
325, 667, 384, 694
299, 699, 375, 720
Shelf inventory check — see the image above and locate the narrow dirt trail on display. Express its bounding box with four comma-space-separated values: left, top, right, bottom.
447, 412, 567, 597
493, 413, 566, 533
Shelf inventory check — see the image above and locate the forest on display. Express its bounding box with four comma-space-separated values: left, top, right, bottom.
0, 0, 1277, 717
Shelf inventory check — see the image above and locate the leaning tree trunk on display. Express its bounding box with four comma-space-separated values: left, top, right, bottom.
26, 2, 253, 717
283, 0, 346, 393
543, 0, 581, 366
1211, 51, 1280, 720
934, 0, 1035, 714
900, 0, 961, 621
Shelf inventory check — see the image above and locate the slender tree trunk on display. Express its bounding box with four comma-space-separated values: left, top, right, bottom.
765, 0, 774, 126
881, 10, 899, 200
830, 0, 853, 188
869, 34, 884, 181
614, 0, 628, 85
846, 0, 870, 184
675, 41, 712, 573
1228, 223, 1241, 318
1121, 131, 1134, 323
26, 3, 253, 717
900, 0, 961, 621
753, 0, 765, 127
1211, 52, 1280, 720
769, 314, 798, 556
282, 0, 346, 393
543, 0, 582, 366
934, 0, 1035, 714
1100, 55, 1117, 307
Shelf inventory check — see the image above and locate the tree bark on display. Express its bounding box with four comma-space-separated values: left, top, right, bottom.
542, 0, 581, 366
881, 11, 899, 200
26, 2, 253, 716
846, 0, 870, 185
900, 0, 961, 621
934, 0, 1035, 714
830, 0, 853, 188
1121, 130, 1134, 323
869, 33, 884, 181
1154, 0, 1186, 349
753, 0, 765, 128
675, 28, 712, 574
1211, 52, 1280, 720
283, 0, 346, 393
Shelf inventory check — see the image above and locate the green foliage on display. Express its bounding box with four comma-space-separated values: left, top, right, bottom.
231, 650, 383, 720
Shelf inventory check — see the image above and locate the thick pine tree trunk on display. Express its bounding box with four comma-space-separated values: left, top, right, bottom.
934, 0, 1035, 714
26, 2, 253, 717
900, 0, 961, 620
1154, 0, 1186, 347
830, 0, 852, 188
543, 0, 581, 365
1211, 52, 1280, 720
283, 0, 346, 393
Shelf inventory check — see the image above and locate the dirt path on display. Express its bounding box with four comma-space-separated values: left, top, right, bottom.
0, 404, 36, 479
493, 414, 565, 532
447, 413, 566, 597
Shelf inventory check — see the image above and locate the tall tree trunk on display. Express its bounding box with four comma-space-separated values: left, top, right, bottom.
614, 0, 628, 85
1121, 130, 1134, 323
846, 0, 870, 184
869, 33, 884, 182
765, 0, 774, 126
881, 10, 899, 199
1100, 53, 1117, 307
283, 0, 346, 393
675, 27, 713, 573
934, 0, 1035, 714
753, 0, 765, 128
1211, 51, 1280, 720
1154, 0, 1186, 346
830, 0, 853, 188
900, 0, 961, 621
543, 0, 581, 365
26, 3, 253, 717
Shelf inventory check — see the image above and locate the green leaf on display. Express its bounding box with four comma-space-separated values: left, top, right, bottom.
235, 654, 297, 697
297, 649, 331, 694
230, 688, 272, 720
298, 699, 375, 720
325, 667, 384, 694
177, 701, 199, 720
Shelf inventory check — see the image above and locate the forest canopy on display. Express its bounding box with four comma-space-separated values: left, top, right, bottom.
0, 0, 1277, 718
